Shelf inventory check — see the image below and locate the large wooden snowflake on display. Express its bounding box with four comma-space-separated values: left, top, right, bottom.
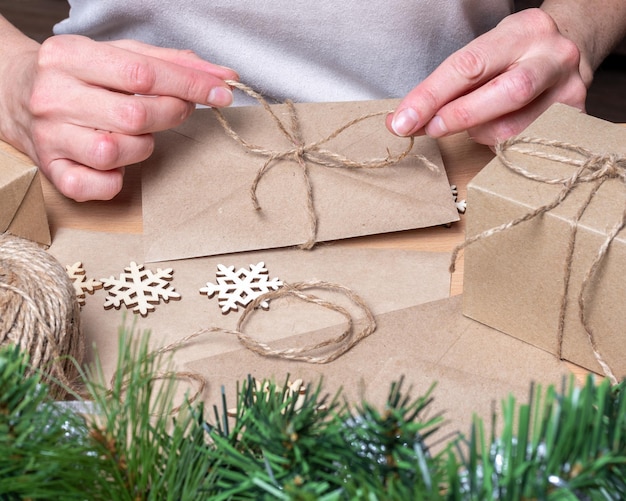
101, 261, 181, 316
200, 262, 283, 314
65, 262, 103, 307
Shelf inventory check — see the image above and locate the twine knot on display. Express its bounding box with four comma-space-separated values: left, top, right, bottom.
212, 80, 438, 250
294, 144, 307, 159
451, 136, 626, 384
587, 153, 626, 179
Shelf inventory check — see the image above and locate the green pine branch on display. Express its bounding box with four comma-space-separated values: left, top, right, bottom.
0, 324, 625, 500
449, 377, 626, 499
82, 327, 215, 501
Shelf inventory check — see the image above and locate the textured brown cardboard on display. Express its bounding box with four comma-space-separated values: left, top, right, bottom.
0, 148, 50, 246
142, 100, 458, 262
462, 104, 626, 378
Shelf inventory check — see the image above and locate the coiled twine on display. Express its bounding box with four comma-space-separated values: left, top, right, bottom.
0, 233, 83, 398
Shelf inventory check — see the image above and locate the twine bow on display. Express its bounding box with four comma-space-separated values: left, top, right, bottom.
451, 136, 626, 384
212, 80, 438, 249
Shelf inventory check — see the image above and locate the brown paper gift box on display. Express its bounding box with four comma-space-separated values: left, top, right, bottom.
0, 145, 50, 246
462, 104, 626, 379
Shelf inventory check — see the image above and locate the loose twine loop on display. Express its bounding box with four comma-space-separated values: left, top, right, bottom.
450, 136, 626, 384
151, 280, 377, 410
212, 80, 439, 250
0, 233, 83, 398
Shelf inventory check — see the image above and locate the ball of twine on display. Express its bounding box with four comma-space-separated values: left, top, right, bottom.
0, 233, 83, 398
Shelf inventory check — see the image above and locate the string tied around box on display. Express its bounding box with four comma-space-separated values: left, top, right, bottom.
212, 80, 439, 250
0, 233, 84, 398
450, 136, 626, 384
153, 280, 377, 409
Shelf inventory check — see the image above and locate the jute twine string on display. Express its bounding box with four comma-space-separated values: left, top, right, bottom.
151, 280, 377, 408
0, 233, 84, 398
212, 80, 439, 249
159, 280, 376, 364
450, 136, 626, 384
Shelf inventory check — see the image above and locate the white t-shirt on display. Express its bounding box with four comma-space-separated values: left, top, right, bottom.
55, 1, 514, 103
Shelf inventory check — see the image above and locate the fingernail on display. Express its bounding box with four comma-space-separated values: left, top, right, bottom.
207, 86, 233, 107
425, 115, 448, 138
391, 107, 420, 136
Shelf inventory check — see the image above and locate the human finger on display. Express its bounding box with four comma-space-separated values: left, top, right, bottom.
108, 39, 239, 81
34, 123, 156, 173
38, 35, 235, 107
422, 49, 582, 139
30, 75, 196, 135
387, 9, 562, 137
45, 159, 126, 202
465, 83, 586, 146
387, 29, 519, 136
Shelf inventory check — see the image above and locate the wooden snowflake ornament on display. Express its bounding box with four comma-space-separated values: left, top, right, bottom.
65, 262, 103, 307
451, 184, 467, 214
101, 261, 181, 316
200, 261, 283, 314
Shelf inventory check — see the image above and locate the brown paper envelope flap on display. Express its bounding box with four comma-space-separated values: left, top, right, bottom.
0, 157, 36, 232
6, 170, 51, 246
144, 159, 451, 261
186, 295, 569, 436
143, 100, 458, 262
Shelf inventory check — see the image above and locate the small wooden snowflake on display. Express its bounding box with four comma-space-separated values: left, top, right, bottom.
451, 184, 467, 214
65, 262, 103, 307
101, 261, 181, 317
200, 262, 282, 314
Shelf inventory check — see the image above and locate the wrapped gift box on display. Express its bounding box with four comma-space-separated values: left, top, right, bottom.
0, 145, 50, 246
462, 104, 626, 379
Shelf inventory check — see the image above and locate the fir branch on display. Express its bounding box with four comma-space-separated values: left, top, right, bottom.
452, 376, 626, 500
0, 344, 99, 500
339, 378, 447, 499
2, 325, 626, 500
81, 326, 214, 500
202, 376, 351, 499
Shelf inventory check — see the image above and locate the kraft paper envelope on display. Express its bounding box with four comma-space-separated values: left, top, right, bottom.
462, 104, 626, 377
142, 99, 459, 262
48, 228, 452, 379
0, 146, 50, 246
187, 295, 570, 439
